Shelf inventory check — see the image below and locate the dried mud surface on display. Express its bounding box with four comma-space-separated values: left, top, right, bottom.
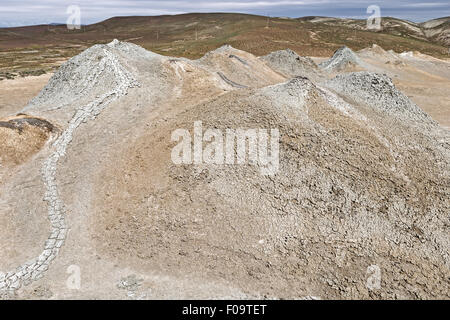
0, 41, 449, 300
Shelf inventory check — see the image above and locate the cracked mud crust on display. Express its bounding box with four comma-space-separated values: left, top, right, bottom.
1, 40, 449, 300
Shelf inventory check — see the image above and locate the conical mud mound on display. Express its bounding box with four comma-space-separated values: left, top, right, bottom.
319, 46, 363, 72
260, 49, 320, 80
326, 71, 434, 123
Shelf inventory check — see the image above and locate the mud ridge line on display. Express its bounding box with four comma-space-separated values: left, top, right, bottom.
0, 46, 140, 294
217, 71, 249, 89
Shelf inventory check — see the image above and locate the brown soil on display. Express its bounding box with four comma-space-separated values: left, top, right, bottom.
0, 115, 55, 167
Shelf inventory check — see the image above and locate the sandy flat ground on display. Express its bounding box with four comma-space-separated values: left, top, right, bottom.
0, 74, 53, 118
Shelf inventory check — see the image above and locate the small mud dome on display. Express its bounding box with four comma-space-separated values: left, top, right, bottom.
0, 115, 55, 167
260, 49, 320, 79
319, 46, 364, 72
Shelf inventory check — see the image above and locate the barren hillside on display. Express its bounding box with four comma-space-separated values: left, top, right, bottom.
0, 14, 449, 81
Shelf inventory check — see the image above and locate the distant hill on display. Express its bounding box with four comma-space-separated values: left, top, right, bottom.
420, 17, 450, 46
0, 13, 448, 75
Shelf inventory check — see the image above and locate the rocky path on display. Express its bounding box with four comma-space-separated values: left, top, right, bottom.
0, 43, 139, 294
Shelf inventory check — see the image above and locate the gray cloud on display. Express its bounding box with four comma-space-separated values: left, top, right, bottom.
0, 0, 449, 27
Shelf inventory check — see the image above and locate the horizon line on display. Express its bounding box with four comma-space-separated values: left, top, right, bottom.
1, 12, 448, 29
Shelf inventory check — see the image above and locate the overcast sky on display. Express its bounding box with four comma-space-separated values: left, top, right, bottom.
0, 0, 449, 27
